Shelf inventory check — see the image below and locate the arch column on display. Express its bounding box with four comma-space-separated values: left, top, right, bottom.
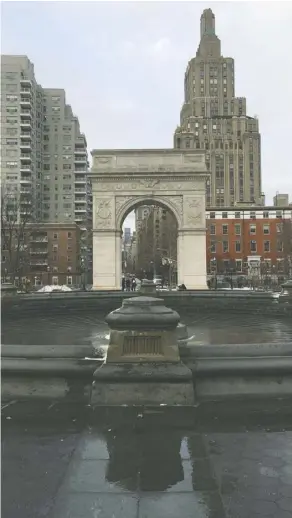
92, 229, 122, 290
177, 229, 207, 289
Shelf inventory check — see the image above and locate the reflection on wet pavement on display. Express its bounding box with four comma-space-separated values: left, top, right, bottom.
2, 311, 292, 346
2, 401, 292, 518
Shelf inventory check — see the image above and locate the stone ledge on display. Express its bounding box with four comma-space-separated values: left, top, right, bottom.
1, 358, 99, 377
1, 344, 97, 358
93, 362, 193, 383
182, 341, 292, 358
194, 356, 292, 375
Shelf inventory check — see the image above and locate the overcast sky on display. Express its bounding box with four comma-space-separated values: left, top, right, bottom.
2, 1, 292, 230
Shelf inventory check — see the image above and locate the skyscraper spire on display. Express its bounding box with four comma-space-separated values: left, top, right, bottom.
200, 8, 216, 38
197, 8, 221, 59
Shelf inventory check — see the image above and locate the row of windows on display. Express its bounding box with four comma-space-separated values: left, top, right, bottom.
209, 240, 284, 254
209, 211, 285, 219
209, 223, 283, 235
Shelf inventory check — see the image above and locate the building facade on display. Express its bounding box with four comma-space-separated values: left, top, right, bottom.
1, 222, 82, 287
173, 9, 262, 207
131, 203, 291, 284
1, 55, 92, 279
135, 206, 177, 280
206, 206, 292, 282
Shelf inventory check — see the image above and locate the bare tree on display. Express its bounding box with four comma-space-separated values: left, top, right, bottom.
1, 186, 33, 283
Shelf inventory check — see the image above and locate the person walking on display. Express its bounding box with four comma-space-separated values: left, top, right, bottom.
131, 277, 137, 292
126, 277, 131, 292
122, 276, 125, 291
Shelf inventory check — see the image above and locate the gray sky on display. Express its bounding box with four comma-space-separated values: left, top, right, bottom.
2, 1, 292, 230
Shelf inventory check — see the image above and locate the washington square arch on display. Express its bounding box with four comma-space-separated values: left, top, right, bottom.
89, 149, 209, 290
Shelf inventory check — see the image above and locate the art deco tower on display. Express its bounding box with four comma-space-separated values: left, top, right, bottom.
174, 9, 262, 207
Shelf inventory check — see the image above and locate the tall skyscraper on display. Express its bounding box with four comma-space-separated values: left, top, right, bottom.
1, 55, 92, 270
174, 9, 262, 207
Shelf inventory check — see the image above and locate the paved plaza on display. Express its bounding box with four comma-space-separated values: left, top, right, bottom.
2, 400, 292, 518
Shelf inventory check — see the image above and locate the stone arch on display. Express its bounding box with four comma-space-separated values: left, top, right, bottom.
116, 195, 182, 230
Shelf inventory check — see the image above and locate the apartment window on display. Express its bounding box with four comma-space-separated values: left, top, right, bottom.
222, 240, 229, 253
276, 223, 283, 233
235, 241, 241, 252
6, 161, 17, 168
249, 224, 256, 235
264, 241, 270, 252
250, 240, 257, 252
263, 211, 269, 218
6, 117, 18, 124
44, 135, 49, 141
222, 224, 228, 235
276, 211, 282, 218
67, 276, 73, 286
250, 211, 256, 219
210, 241, 216, 253
68, 231, 72, 239
6, 106, 18, 113
235, 224, 241, 235
6, 139, 18, 145
210, 212, 215, 219
52, 244, 58, 252
6, 83, 17, 91
53, 233, 58, 240
235, 212, 241, 219
67, 246, 72, 252
210, 225, 216, 235
6, 94, 18, 102
52, 96, 60, 102
63, 164, 72, 170
222, 212, 228, 218
67, 256, 72, 263
277, 241, 283, 252
263, 224, 270, 235
52, 106, 60, 112
52, 276, 58, 285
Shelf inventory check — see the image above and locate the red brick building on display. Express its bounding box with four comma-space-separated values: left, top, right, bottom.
2, 223, 83, 287
206, 206, 292, 282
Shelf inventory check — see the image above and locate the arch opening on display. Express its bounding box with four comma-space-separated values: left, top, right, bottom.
121, 198, 179, 289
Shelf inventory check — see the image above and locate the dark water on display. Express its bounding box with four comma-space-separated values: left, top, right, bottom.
2, 311, 292, 346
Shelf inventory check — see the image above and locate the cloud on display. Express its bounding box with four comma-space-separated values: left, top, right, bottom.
103, 99, 137, 114
145, 37, 173, 59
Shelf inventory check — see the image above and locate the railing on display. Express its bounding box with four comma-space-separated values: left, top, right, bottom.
30, 237, 48, 242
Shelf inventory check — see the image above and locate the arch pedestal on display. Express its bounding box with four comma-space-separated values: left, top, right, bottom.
90, 149, 209, 291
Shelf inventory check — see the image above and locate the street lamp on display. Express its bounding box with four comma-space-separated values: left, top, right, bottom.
47, 266, 51, 285
211, 257, 217, 290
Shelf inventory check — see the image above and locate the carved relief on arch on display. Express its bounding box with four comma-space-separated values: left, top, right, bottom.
115, 195, 183, 229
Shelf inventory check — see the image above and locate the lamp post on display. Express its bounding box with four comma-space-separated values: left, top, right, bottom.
47, 266, 51, 285
211, 257, 217, 290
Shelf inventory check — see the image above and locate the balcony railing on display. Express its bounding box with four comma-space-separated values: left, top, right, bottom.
30, 237, 48, 242
30, 249, 48, 255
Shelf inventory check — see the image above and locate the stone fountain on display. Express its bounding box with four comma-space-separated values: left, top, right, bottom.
91, 280, 194, 406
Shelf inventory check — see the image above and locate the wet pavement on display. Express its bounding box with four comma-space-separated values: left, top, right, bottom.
2, 400, 292, 518
2, 311, 292, 346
